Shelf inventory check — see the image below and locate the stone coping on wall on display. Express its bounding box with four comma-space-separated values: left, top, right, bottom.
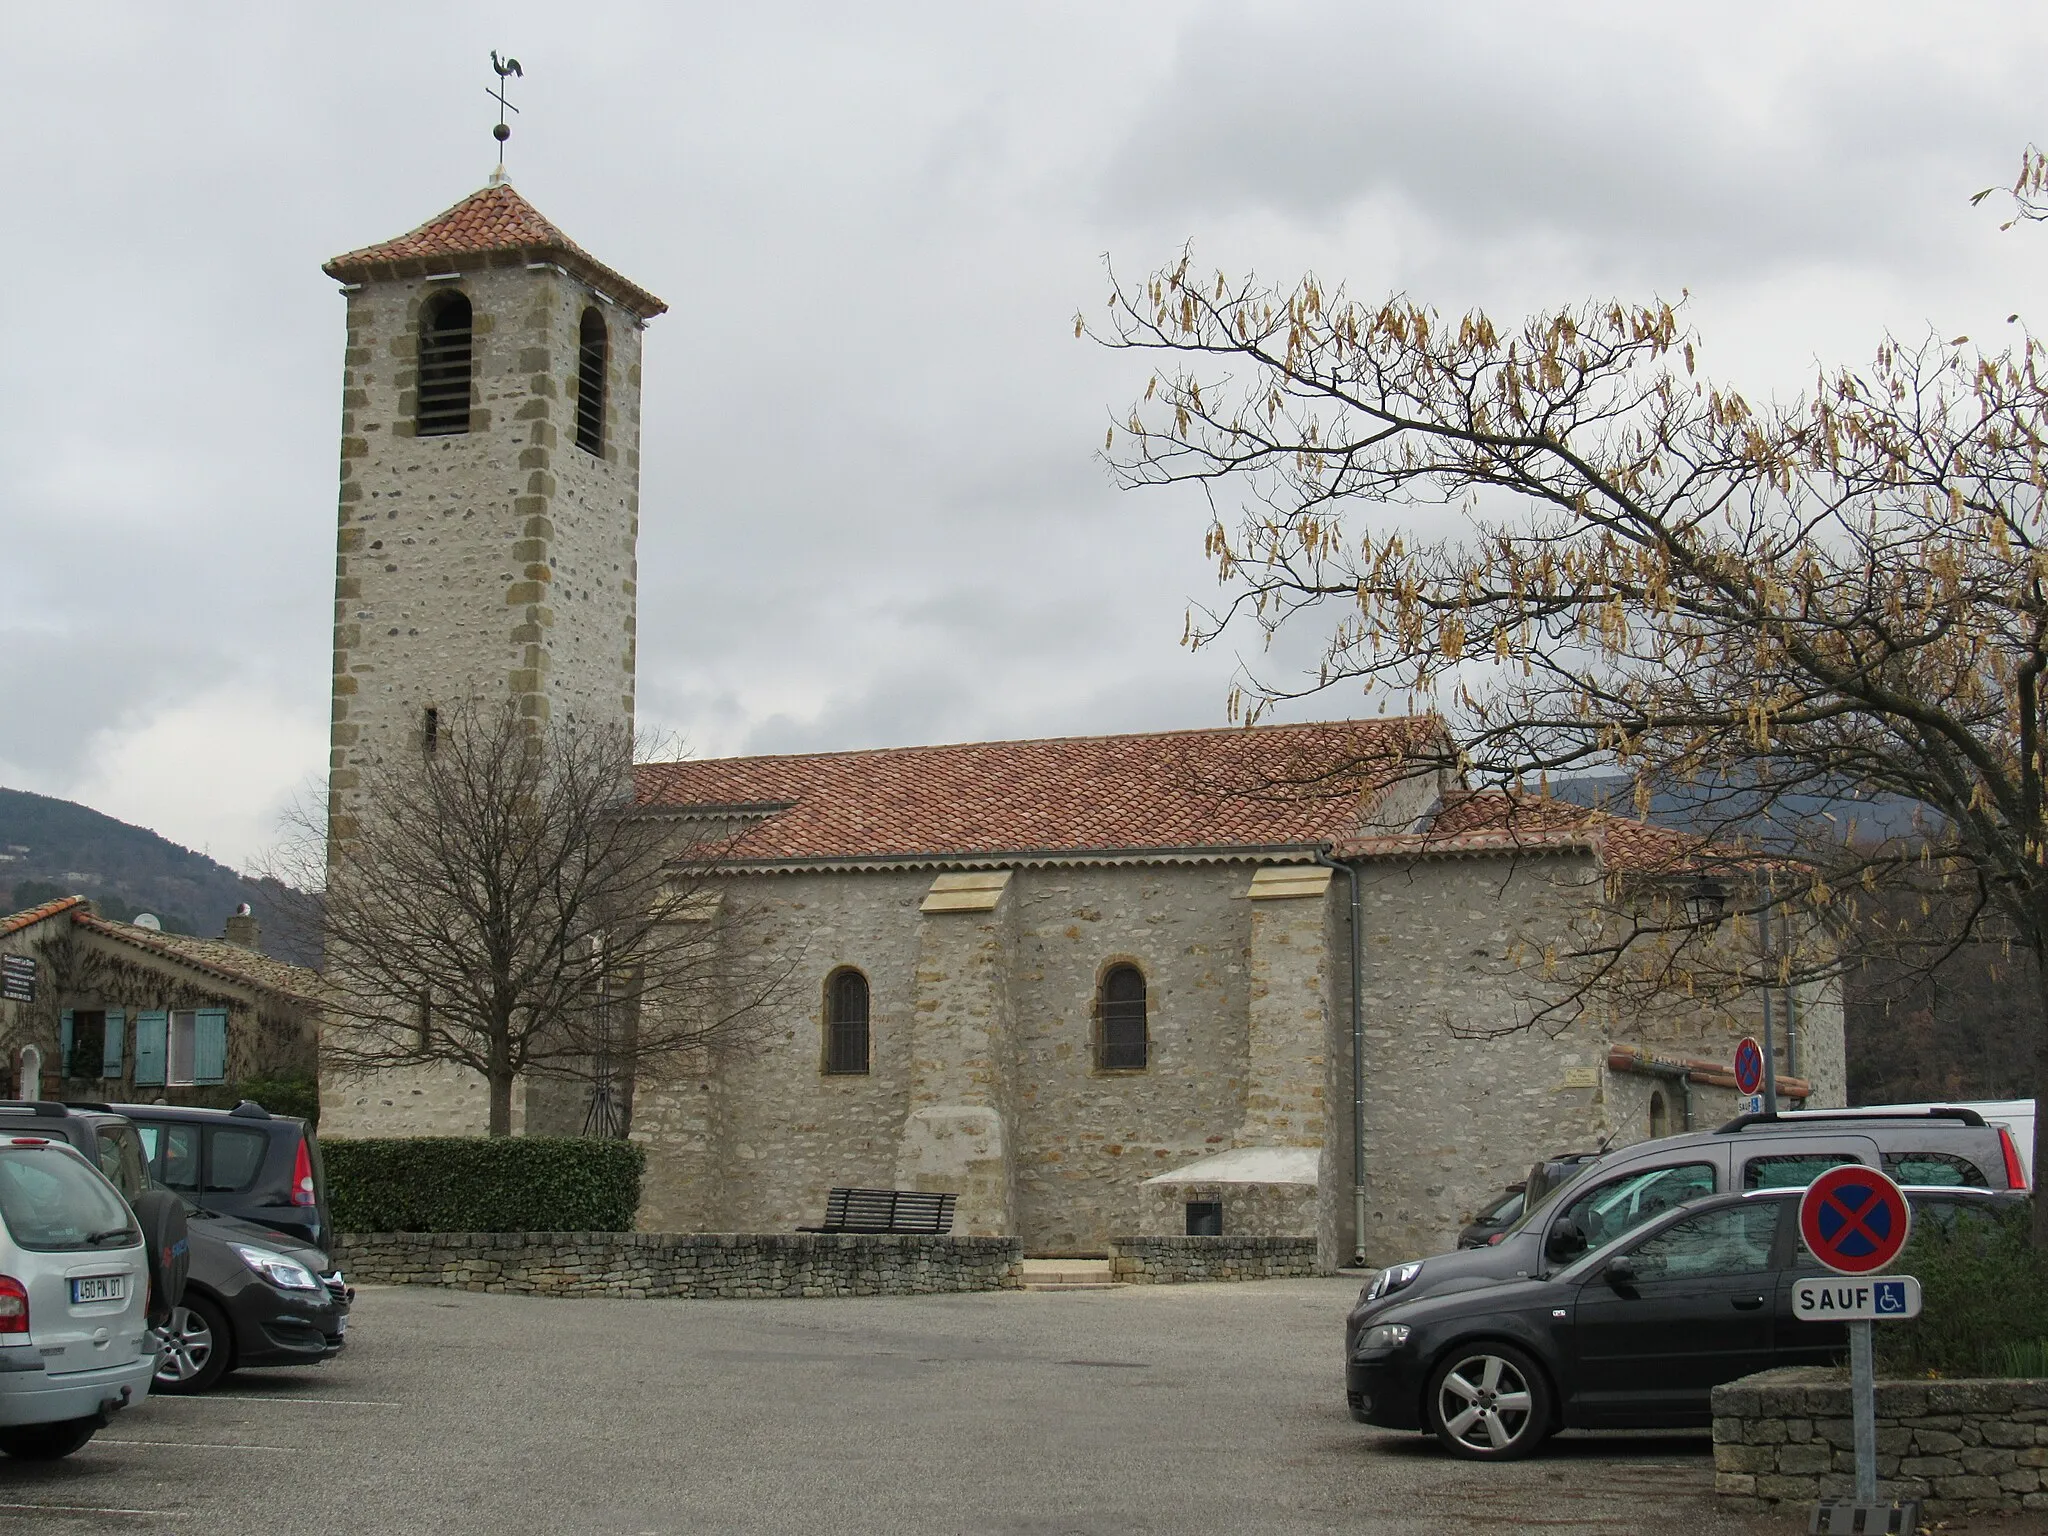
1105, 1235, 1320, 1284
335, 1231, 1024, 1299
1712, 1365, 2048, 1514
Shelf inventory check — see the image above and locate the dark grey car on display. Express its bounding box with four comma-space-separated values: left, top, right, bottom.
1345, 1107, 2028, 1397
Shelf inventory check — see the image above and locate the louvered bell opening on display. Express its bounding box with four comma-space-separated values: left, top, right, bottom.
575, 307, 607, 456
416, 292, 474, 437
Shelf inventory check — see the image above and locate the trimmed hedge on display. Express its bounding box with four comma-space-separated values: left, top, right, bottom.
1875, 1200, 2048, 1378
324, 1137, 645, 1234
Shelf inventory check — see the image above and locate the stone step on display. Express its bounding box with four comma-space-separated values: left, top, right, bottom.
1016, 1258, 1121, 1292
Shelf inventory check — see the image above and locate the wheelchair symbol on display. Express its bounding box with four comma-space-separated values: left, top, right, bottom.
1874, 1281, 1907, 1314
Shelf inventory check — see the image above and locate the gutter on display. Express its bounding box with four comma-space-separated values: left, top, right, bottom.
1317, 851, 1368, 1268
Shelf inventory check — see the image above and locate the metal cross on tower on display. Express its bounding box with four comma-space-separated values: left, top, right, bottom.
488, 51, 522, 177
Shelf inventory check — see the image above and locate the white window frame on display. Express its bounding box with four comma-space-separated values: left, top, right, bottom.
167, 1010, 197, 1087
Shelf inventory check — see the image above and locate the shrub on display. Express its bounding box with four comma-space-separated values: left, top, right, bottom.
1874, 1201, 2048, 1378
233, 1076, 320, 1126
323, 1136, 645, 1234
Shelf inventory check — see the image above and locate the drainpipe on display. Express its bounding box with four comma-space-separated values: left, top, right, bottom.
1318, 852, 1368, 1268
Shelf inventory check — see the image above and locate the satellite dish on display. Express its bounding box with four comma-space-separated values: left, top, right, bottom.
133, 913, 162, 931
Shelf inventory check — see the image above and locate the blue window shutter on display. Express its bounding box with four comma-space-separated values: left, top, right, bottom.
134, 1011, 168, 1087
193, 1009, 229, 1085
58, 1011, 73, 1082
101, 1010, 125, 1078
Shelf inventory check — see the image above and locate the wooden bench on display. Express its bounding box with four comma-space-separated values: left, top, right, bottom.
799, 1187, 958, 1235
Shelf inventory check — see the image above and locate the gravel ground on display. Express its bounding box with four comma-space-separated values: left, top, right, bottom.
0, 1276, 2006, 1535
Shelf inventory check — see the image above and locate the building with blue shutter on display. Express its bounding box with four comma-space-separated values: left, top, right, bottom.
0, 896, 318, 1105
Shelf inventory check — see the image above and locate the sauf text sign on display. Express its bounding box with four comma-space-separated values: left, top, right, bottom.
1793, 1275, 1922, 1322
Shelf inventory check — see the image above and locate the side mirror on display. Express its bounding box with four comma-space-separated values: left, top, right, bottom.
1546, 1219, 1588, 1264
1604, 1255, 1637, 1291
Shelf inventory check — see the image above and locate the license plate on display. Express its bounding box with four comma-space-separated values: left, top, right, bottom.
70, 1274, 126, 1304
336, 1314, 348, 1335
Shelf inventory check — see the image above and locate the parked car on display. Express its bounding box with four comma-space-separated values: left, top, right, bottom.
1457, 1186, 1526, 1249
112, 1100, 331, 1250
0, 1136, 159, 1458
1, 1102, 348, 1394
1348, 1184, 2021, 1460
1855, 1100, 2035, 1182
1348, 1108, 2027, 1357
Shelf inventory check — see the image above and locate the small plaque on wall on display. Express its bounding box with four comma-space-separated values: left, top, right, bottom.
1556, 1066, 1599, 1090
0, 955, 33, 1003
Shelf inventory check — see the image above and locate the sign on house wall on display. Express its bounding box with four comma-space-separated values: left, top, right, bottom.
0, 955, 33, 1003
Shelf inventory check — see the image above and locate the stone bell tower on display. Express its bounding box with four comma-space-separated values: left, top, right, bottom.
319, 179, 666, 1134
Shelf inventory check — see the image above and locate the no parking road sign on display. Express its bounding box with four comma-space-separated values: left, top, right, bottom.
1733, 1036, 1766, 1097
1799, 1164, 1912, 1275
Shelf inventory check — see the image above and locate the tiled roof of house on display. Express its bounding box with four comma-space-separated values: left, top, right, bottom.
1339, 789, 1710, 874
0, 895, 88, 937
323, 182, 667, 318
73, 914, 324, 1005
633, 718, 1446, 865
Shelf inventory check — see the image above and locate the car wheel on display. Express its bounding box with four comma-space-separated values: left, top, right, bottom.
155, 1292, 233, 1394
1426, 1343, 1552, 1460
0, 1416, 99, 1459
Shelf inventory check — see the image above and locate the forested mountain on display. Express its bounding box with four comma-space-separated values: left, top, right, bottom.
0, 787, 317, 967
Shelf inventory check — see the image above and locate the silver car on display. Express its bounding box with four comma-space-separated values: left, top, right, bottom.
0, 1138, 157, 1458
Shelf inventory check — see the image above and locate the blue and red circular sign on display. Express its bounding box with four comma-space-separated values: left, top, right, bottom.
1799, 1165, 1911, 1275
1733, 1036, 1765, 1097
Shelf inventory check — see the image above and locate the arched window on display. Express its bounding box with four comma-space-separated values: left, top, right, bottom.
415, 291, 474, 437
1649, 1090, 1669, 1139
574, 306, 607, 456
1097, 964, 1147, 1071
824, 968, 869, 1075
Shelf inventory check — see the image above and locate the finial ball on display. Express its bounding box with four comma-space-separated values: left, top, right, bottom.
494, 122, 511, 143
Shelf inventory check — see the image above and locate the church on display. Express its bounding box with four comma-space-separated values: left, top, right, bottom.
314, 178, 1847, 1268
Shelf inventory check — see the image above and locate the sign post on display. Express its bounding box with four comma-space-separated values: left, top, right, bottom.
1799, 1165, 1914, 1521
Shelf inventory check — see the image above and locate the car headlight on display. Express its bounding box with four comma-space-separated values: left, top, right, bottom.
1357, 1324, 1412, 1354
231, 1243, 321, 1292
1365, 1261, 1423, 1302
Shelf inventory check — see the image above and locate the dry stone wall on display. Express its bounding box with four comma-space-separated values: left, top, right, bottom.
1105, 1236, 1317, 1284
1713, 1367, 2048, 1514
336, 1231, 1023, 1298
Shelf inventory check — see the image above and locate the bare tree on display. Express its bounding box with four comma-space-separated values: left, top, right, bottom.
1085, 233, 2048, 1235
298, 702, 790, 1136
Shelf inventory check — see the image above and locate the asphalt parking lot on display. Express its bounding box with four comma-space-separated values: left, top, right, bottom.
3, 1277, 1813, 1535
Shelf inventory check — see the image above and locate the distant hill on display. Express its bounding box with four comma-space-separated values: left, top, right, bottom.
0, 787, 318, 968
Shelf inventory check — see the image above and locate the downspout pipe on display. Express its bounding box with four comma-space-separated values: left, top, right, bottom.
1318, 851, 1368, 1268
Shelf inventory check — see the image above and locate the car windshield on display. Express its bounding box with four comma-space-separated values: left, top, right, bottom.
0, 1145, 140, 1252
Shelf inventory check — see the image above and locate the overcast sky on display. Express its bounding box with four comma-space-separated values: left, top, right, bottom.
4, 2, 2047, 870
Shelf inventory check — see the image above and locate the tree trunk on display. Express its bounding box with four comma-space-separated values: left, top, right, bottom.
487, 1067, 515, 1137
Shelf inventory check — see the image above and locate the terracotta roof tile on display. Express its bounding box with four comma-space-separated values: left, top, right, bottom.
0, 895, 88, 937
73, 914, 324, 1005
324, 182, 666, 318
634, 719, 1445, 864
1339, 789, 1711, 874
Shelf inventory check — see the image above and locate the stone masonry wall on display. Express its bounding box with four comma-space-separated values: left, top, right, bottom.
1713, 1366, 2048, 1515
633, 864, 1269, 1256
324, 246, 647, 1141
336, 1231, 1023, 1298
1106, 1236, 1318, 1284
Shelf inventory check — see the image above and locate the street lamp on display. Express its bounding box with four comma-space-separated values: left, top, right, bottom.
1683, 877, 1728, 930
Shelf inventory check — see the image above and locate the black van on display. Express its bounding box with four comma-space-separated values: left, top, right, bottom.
112, 1101, 331, 1251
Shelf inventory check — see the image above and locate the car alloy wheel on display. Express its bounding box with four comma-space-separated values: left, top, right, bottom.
154, 1294, 231, 1394
1427, 1344, 1550, 1460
